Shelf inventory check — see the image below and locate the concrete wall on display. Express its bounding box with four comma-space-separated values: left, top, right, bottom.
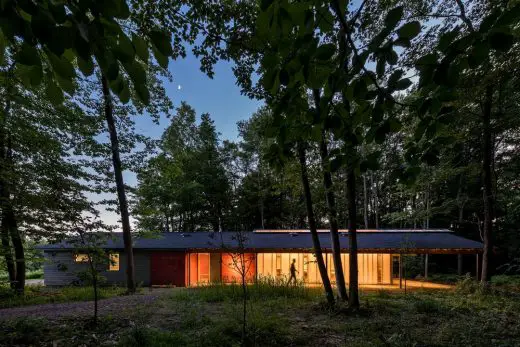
43, 250, 151, 286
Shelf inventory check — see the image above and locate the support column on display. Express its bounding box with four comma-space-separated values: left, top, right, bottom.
424, 254, 429, 280
457, 254, 463, 276
399, 254, 403, 289
475, 253, 480, 281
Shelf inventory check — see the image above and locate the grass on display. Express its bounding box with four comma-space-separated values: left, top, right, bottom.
0, 269, 43, 282
0, 285, 126, 309
2, 277, 520, 346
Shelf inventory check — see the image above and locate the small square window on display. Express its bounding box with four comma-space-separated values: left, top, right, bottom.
74, 254, 89, 263
109, 253, 120, 271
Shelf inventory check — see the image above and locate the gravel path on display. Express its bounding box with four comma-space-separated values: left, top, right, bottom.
0, 292, 165, 321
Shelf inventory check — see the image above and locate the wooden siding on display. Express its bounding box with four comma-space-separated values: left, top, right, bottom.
43, 251, 151, 286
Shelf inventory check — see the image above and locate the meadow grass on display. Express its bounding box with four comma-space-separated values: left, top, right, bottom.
1, 277, 520, 346
0, 285, 126, 308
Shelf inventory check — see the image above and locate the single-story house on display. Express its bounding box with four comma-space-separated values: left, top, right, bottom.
38, 229, 483, 287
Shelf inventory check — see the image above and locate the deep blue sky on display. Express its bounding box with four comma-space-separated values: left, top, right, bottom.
101, 50, 263, 226
135, 50, 264, 142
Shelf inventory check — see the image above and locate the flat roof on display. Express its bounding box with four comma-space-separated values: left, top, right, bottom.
38, 230, 483, 253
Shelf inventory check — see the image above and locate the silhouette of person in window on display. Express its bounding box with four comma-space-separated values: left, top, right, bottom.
288, 259, 298, 285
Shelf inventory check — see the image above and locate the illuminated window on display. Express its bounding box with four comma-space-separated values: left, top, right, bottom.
276, 254, 282, 277
109, 253, 120, 271
74, 254, 89, 263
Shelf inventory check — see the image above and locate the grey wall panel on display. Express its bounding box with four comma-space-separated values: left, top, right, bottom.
43, 251, 151, 286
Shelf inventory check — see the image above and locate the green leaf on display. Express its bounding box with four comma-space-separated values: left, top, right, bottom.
387, 69, 404, 89
17, 64, 43, 87
56, 73, 75, 94
375, 122, 390, 144
16, 43, 41, 66
479, 8, 501, 33
364, 151, 381, 171
152, 45, 168, 69
468, 41, 489, 68
394, 78, 411, 90
109, 75, 125, 94
494, 5, 520, 28
260, 0, 274, 11
77, 56, 94, 76
150, 30, 173, 57
394, 37, 411, 48
132, 34, 149, 63
376, 57, 385, 77
112, 32, 135, 62
279, 68, 289, 86
134, 83, 150, 104
262, 68, 278, 92
46, 79, 64, 105
353, 78, 367, 99
123, 60, 147, 86
397, 21, 421, 39
46, 51, 75, 79
387, 50, 398, 65
421, 148, 440, 166
315, 43, 335, 60
488, 31, 514, 51
415, 53, 438, 69
49, 2, 66, 24
388, 118, 402, 132
115, 79, 130, 104
437, 30, 458, 52
384, 6, 404, 30
101, 0, 130, 19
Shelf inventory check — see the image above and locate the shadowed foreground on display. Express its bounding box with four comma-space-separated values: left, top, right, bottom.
0, 280, 519, 346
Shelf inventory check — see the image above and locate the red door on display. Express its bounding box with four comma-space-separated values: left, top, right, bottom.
151, 252, 186, 286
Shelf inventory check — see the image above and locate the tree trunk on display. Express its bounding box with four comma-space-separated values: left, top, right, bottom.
101, 74, 136, 293
371, 173, 379, 229
1, 219, 15, 288
362, 174, 369, 229
7, 204, 24, 293
0, 113, 16, 289
319, 133, 348, 301
1, 76, 24, 293
346, 167, 359, 309
313, 89, 348, 301
297, 142, 335, 305
481, 85, 494, 283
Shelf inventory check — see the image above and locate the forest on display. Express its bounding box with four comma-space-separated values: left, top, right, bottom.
1, 0, 520, 345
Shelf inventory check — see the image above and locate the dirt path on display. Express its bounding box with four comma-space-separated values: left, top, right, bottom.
0, 291, 170, 321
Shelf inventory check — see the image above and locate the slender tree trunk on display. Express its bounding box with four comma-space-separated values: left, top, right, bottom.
165, 214, 170, 232
297, 142, 335, 305
312, 89, 348, 301
0, 115, 16, 289
372, 173, 379, 229
319, 133, 348, 301
363, 174, 369, 229
481, 85, 494, 283
1, 219, 15, 288
7, 204, 24, 293
346, 167, 359, 309
101, 74, 136, 293
425, 183, 430, 229
1, 76, 24, 293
